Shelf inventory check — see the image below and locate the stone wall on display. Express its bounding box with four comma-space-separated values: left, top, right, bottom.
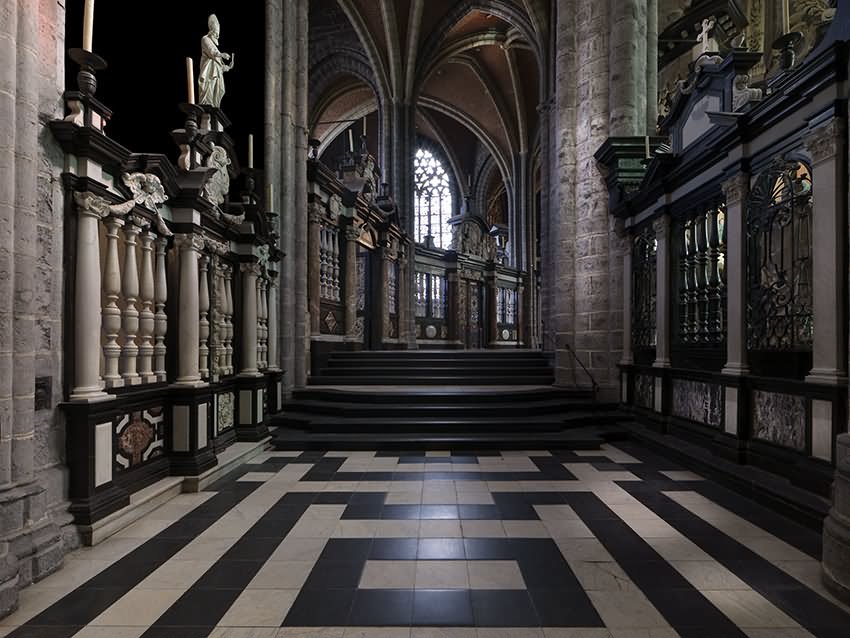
0, 0, 76, 617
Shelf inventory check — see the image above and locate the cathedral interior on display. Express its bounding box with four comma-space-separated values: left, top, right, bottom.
2, 0, 850, 635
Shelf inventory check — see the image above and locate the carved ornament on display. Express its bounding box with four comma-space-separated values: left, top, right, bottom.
805, 119, 846, 164
74, 191, 136, 220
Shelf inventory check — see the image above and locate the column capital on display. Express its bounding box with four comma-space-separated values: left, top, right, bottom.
308, 201, 323, 224
173, 233, 205, 252
240, 261, 262, 276
651, 214, 670, 238
721, 173, 750, 206
74, 191, 135, 220
344, 226, 362, 242
805, 118, 847, 164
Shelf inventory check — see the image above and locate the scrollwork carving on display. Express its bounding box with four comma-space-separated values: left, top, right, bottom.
74, 191, 136, 220
203, 144, 231, 209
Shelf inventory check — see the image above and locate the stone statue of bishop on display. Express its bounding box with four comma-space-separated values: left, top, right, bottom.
199, 14, 235, 109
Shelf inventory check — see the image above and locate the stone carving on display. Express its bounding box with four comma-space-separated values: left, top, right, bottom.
634, 374, 654, 410
204, 234, 230, 256
721, 173, 750, 206
752, 390, 806, 450
732, 74, 763, 111
73, 191, 135, 220
696, 16, 720, 56
451, 220, 496, 261
671, 379, 722, 428
203, 144, 231, 208
217, 392, 234, 433
122, 173, 174, 237
805, 119, 845, 164
114, 407, 164, 469
198, 14, 235, 109
328, 194, 343, 220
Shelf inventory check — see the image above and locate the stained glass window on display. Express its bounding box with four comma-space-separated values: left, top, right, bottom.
414, 148, 454, 248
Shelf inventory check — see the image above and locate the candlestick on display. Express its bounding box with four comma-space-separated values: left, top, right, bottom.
348, 129, 354, 152
186, 57, 195, 105
82, 0, 95, 52
781, 0, 790, 33
644, 135, 650, 159
248, 134, 254, 169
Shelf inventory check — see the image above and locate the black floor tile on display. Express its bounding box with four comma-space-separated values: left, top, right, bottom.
349, 589, 414, 625
314, 492, 352, 504
457, 505, 500, 520
518, 557, 582, 589
320, 539, 374, 561
495, 504, 538, 520
381, 505, 421, 519
350, 492, 387, 506
528, 588, 604, 627
412, 589, 474, 626
463, 538, 514, 560
6, 627, 83, 638
420, 505, 459, 519
193, 560, 261, 589
285, 588, 357, 626
153, 588, 241, 626
223, 536, 282, 561
342, 504, 384, 519
370, 538, 419, 560
417, 538, 466, 559
471, 590, 539, 627
645, 589, 747, 633
25, 587, 126, 626
303, 560, 365, 589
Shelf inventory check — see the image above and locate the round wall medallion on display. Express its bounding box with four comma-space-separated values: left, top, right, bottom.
501, 329, 510, 340
425, 325, 437, 338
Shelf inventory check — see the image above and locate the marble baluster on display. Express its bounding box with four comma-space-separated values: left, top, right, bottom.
138, 229, 156, 383
199, 254, 210, 379
307, 204, 321, 335
224, 266, 235, 374
153, 237, 169, 382
120, 218, 142, 384
102, 215, 124, 387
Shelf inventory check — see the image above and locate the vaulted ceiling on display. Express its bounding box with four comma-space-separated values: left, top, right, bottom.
308, 0, 547, 194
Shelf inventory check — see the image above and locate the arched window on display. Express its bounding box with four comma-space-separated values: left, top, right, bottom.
414, 148, 454, 249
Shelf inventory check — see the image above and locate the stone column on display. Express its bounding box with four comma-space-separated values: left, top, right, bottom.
174, 234, 203, 386
653, 214, 671, 368
609, 0, 648, 136
343, 225, 360, 340
240, 262, 261, 376
804, 119, 848, 385
69, 195, 111, 402
268, 271, 280, 370
646, 0, 659, 132
293, 0, 309, 385
307, 203, 321, 335
721, 173, 750, 376
375, 245, 391, 346
487, 275, 498, 346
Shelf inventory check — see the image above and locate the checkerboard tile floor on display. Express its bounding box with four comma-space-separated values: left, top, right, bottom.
3, 443, 848, 638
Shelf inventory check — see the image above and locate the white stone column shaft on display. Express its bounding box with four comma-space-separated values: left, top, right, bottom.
199, 254, 210, 379
240, 263, 261, 376
268, 274, 280, 370
621, 235, 634, 365
805, 119, 848, 385
721, 174, 750, 376
174, 234, 203, 385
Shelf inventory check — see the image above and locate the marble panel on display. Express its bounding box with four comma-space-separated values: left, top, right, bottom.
634, 374, 654, 409
752, 390, 806, 451
671, 379, 722, 428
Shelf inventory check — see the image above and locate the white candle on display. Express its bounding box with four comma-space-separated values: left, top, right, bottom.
348, 129, 354, 152
645, 135, 650, 159
363, 116, 367, 137
467, 174, 472, 189
248, 134, 254, 169
781, 0, 790, 33
82, 0, 95, 52
267, 184, 274, 208
186, 57, 195, 105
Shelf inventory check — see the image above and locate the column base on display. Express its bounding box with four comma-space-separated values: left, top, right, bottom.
170, 447, 217, 476
805, 369, 848, 386
172, 379, 208, 389
652, 358, 671, 368
68, 388, 114, 404
67, 482, 130, 527
236, 376, 270, 442
721, 363, 750, 376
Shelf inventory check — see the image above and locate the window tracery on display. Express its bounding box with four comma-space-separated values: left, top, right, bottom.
414, 148, 454, 249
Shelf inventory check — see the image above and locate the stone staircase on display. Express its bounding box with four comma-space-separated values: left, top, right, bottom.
270, 350, 625, 449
